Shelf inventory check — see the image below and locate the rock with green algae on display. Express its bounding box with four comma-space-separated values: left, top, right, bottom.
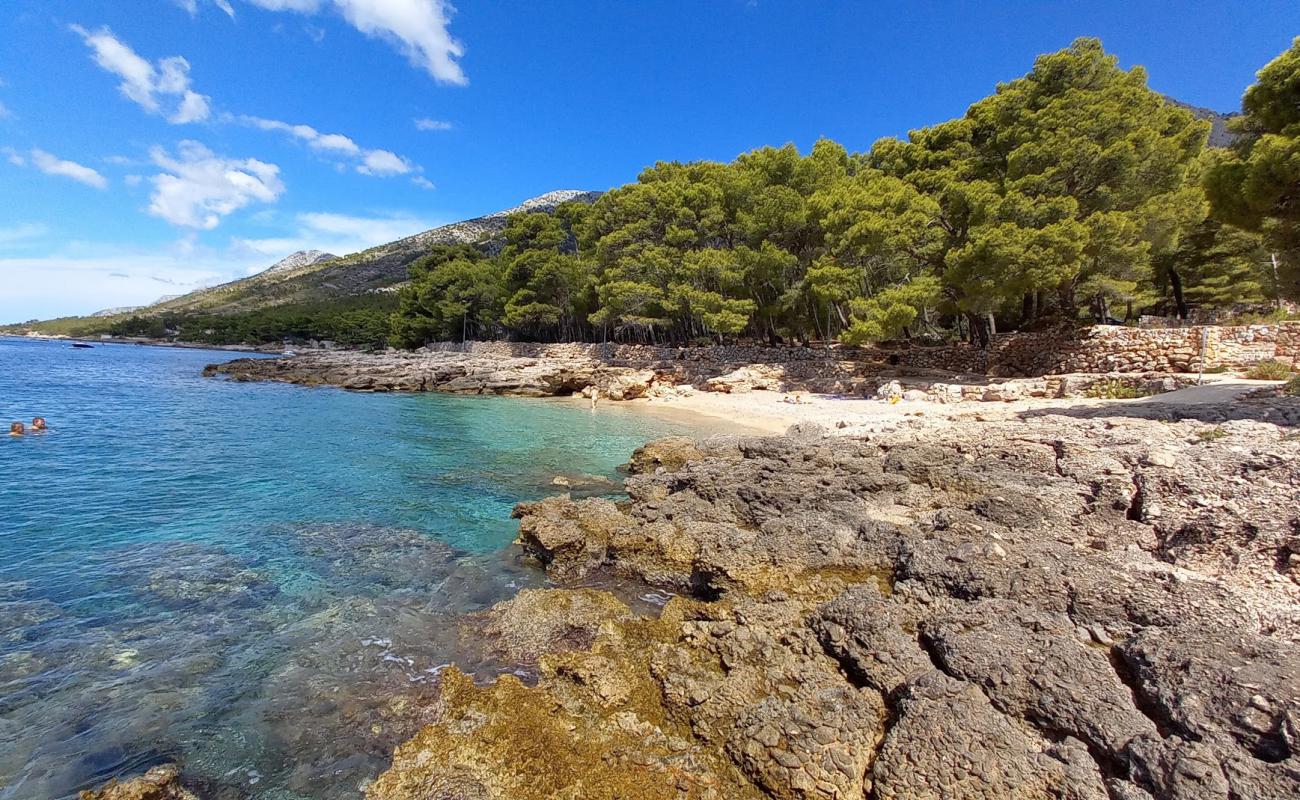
370, 582, 885, 800
476, 587, 635, 664
78, 765, 197, 800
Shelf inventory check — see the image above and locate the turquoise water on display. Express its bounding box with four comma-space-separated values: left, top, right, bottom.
0, 337, 726, 799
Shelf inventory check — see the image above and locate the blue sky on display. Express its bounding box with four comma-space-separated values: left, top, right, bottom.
1, 1, 1297, 322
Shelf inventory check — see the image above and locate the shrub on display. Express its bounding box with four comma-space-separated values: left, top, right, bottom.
1284, 376, 1300, 397
1244, 359, 1295, 380
1083, 379, 1151, 400
1195, 426, 1229, 442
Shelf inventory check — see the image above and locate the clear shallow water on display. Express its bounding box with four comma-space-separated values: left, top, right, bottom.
0, 337, 726, 799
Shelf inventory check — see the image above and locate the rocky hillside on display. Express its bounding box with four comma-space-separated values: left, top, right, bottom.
138, 190, 601, 317
1168, 97, 1240, 148
261, 249, 338, 276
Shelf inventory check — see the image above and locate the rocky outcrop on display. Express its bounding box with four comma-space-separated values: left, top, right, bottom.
706, 364, 787, 393
79, 766, 197, 800
203, 350, 656, 397
372, 410, 1300, 800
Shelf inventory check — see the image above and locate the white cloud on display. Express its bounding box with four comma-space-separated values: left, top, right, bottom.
244, 0, 466, 84
411, 175, 435, 190
0, 99, 12, 120
357, 148, 412, 176
148, 140, 284, 229
71, 25, 212, 124
4, 147, 25, 166
235, 210, 436, 259
29, 149, 109, 189
239, 114, 422, 179
125, 174, 144, 187
242, 115, 362, 156
414, 117, 452, 131
173, 90, 212, 124
177, 0, 237, 16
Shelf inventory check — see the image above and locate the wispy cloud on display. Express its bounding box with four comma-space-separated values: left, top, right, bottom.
410, 175, 435, 190
241, 0, 467, 85
0, 99, 12, 120
234, 209, 437, 260
27, 149, 110, 189
70, 25, 211, 124
148, 140, 284, 229
238, 114, 424, 179
173, 0, 236, 17
414, 117, 452, 131
241, 115, 361, 156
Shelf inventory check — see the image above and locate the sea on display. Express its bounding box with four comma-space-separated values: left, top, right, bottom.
0, 336, 734, 799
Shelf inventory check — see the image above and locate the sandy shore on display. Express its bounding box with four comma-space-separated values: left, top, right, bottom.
596, 378, 1282, 436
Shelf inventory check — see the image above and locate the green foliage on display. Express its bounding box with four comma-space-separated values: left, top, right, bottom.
109, 296, 396, 347
1195, 426, 1229, 442
1153, 217, 1272, 315
1204, 37, 1300, 300
1244, 359, 1295, 380
1284, 376, 1300, 397
868, 37, 1207, 337
375, 38, 1278, 349
391, 245, 503, 346
842, 276, 941, 344
1082, 378, 1152, 399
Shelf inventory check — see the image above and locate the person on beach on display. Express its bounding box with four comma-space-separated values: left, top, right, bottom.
31, 417, 47, 432
9, 422, 24, 437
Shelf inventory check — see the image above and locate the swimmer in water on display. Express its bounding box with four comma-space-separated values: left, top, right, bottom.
9, 422, 24, 437
31, 417, 47, 432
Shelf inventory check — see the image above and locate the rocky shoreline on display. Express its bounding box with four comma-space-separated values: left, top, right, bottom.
87, 402, 1300, 800
202, 346, 1229, 408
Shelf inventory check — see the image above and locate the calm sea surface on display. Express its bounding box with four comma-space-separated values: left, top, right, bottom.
0, 337, 731, 799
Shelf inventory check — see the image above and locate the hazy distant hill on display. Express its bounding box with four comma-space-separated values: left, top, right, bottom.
138, 190, 601, 317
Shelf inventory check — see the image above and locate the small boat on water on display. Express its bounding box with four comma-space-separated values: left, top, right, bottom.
71, 342, 94, 349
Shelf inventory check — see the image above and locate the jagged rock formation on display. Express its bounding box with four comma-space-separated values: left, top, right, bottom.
371, 410, 1300, 800
1167, 98, 1240, 148
260, 249, 338, 276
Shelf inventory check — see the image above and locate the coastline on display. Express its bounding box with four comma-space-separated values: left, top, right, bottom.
0, 332, 283, 355
70, 341, 1300, 799
200, 344, 1300, 435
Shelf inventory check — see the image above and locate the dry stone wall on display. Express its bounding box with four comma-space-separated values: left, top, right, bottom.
419, 321, 1300, 378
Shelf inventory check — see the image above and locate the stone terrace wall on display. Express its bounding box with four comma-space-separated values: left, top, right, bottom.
419, 321, 1300, 378
987, 322, 1300, 376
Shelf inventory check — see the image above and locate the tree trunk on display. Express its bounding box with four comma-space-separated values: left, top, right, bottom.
965, 312, 991, 348
1169, 268, 1189, 319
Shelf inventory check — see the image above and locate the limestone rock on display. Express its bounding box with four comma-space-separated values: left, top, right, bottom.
79, 766, 197, 800
706, 364, 786, 393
